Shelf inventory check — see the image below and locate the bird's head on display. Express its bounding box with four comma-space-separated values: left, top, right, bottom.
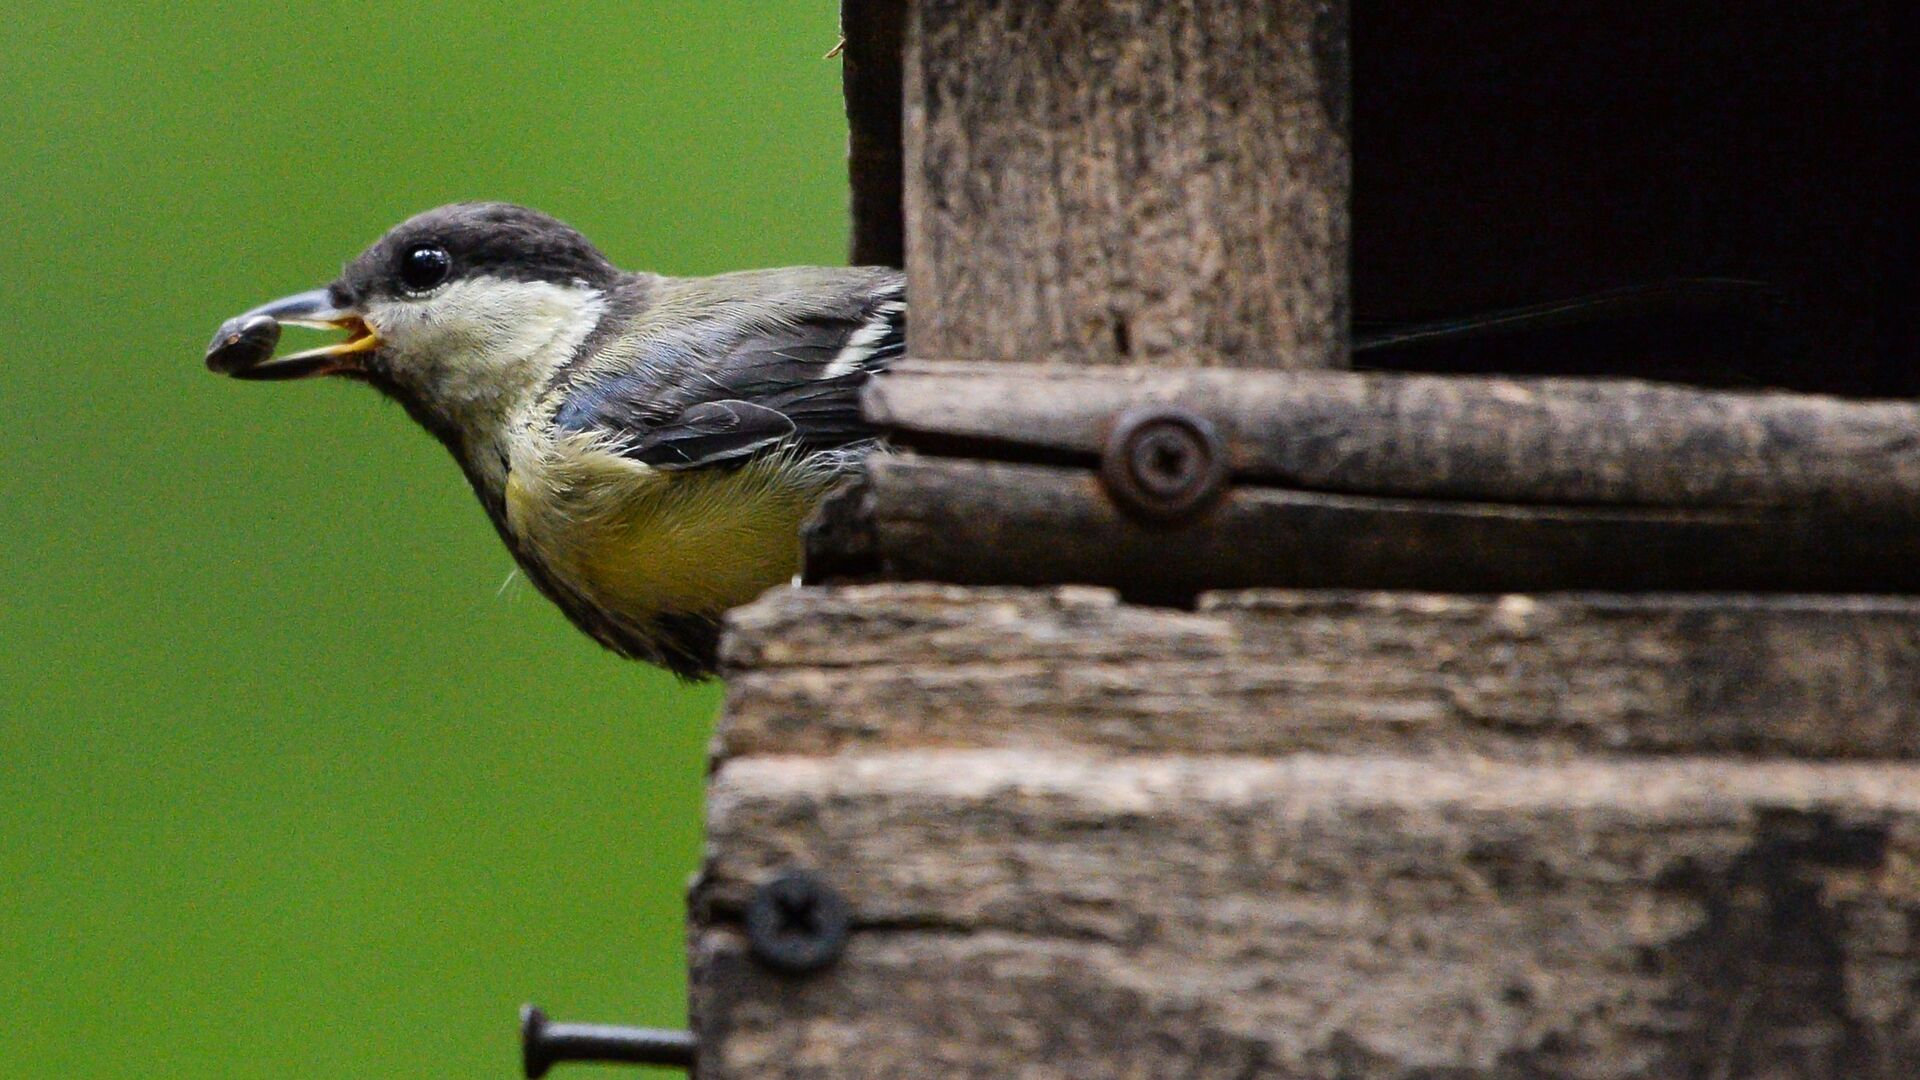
208, 202, 619, 431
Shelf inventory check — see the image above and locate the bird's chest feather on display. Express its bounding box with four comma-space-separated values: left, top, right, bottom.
500, 436, 820, 620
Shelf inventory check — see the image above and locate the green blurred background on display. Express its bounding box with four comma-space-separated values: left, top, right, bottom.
1, 2, 848, 1074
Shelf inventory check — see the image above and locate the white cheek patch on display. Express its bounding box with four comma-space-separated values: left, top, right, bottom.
369, 277, 604, 372
367, 276, 607, 457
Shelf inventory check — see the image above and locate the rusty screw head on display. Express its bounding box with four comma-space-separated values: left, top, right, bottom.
1100, 405, 1228, 523
745, 870, 850, 975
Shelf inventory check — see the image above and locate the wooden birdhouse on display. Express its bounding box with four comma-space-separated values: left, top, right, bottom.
680, 2, 1920, 1076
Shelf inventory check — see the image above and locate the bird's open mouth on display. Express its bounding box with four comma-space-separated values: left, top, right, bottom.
205, 288, 382, 380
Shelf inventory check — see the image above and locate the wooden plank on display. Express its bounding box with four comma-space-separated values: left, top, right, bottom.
831, 456, 1920, 601
694, 749, 1920, 1078
719, 585, 1920, 760
904, 0, 1349, 367
841, 0, 905, 267
866, 363, 1920, 514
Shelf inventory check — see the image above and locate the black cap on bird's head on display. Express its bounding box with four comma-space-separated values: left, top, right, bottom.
333, 203, 619, 307
206, 202, 619, 382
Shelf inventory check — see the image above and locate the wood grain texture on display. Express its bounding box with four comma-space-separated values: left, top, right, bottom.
694, 749, 1920, 1078
838, 455, 1920, 601
867, 362, 1920, 514
704, 4, 1920, 1075
841, 0, 905, 267
719, 585, 1920, 761
904, 0, 1349, 367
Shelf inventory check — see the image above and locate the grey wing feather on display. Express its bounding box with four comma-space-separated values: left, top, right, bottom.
553, 273, 905, 471
621, 400, 797, 468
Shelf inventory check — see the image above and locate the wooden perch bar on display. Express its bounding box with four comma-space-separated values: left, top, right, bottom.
798, 365, 1920, 597
843, 456, 1920, 599
868, 362, 1920, 514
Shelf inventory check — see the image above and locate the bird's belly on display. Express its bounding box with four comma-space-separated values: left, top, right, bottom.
503, 446, 821, 621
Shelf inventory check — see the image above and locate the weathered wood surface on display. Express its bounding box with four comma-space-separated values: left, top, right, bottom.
695, 746, 1920, 1078
824, 456, 1920, 600
699, 587, 1920, 1076
904, 0, 1349, 367
701, 3, 1920, 1077
868, 362, 1920, 514
841, 0, 905, 267
721, 585, 1920, 761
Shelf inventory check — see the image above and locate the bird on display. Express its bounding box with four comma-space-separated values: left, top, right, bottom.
206, 202, 904, 679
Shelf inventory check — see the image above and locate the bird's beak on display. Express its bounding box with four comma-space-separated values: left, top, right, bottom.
205, 288, 382, 381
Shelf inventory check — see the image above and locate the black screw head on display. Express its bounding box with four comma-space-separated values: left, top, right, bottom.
745, 870, 850, 975
519, 1003, 696, 1075
521, 1004, 555, 1080
1100, 405, 1229, 523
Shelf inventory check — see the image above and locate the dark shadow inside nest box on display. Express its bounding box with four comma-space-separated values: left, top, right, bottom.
1351, 1, 1919, 396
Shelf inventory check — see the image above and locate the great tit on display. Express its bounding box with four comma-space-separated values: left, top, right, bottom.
208, 203, 904, 678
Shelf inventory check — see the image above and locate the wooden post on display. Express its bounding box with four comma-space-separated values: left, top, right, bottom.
818, 0, 1358, 608
842, 0, 906, 268
904, 0, 1350, 368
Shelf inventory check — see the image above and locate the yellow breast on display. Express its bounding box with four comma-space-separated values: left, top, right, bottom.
503, 436, 825, 621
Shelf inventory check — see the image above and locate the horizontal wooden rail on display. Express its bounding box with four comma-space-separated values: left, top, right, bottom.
720, 585, 1920, 761
868, 363, 1920, 513
803, 365, 1920, 598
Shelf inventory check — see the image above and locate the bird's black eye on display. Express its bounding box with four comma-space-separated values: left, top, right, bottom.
398, 244, 452, 292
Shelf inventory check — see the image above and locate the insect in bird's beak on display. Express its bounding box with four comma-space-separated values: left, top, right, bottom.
205, 288, 381, 380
